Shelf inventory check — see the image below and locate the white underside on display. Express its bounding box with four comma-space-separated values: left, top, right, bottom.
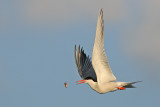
86, 80, 128, 94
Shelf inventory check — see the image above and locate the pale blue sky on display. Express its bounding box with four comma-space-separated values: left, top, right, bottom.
0, 0, 160, 107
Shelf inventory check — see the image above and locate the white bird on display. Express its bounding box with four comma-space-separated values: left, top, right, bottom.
75, 9, 141, 94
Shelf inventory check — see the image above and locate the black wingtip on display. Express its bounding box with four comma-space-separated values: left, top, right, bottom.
100, 8, 103, 14
75, 45, 76, 50
78, 45, 80, 52
75, 45, 77, 55
81, 47, 83, 52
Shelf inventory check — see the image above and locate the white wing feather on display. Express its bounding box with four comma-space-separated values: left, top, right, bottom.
92, 9, 116, 83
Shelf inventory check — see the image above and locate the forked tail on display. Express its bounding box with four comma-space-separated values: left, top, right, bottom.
124, 81, 142, 88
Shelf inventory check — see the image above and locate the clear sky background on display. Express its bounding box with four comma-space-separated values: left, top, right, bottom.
0, 0, 160, 107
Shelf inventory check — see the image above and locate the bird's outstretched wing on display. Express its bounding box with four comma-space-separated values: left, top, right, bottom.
75, 45, 97, 82
92, 9, 116, 83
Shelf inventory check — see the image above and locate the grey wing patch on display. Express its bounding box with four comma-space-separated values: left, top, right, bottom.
75, 45, 97, 82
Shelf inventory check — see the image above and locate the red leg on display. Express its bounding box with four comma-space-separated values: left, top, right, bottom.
117, 87, 125, 90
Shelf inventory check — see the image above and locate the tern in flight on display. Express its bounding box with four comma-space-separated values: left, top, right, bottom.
74, 9, 141, 94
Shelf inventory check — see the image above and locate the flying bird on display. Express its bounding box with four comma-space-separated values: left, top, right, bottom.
74, 9, 141, 94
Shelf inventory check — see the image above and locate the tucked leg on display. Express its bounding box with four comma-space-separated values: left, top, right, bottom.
117, 87, 125, 90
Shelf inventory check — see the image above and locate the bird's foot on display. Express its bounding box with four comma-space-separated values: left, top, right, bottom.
117, 87, 125, 90
77, 80, 86, 84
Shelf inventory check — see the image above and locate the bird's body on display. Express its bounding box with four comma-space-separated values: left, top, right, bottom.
74, 9, 140, 94
86, 80, 117, 94
86, 80, 139, 94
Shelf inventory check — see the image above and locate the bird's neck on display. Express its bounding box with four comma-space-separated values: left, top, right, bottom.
85, 80, 98, 90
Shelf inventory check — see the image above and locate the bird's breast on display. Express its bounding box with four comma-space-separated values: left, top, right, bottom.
96, 82, 117, 93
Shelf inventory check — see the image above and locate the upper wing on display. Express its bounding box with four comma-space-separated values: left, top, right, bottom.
75, 45, 97, 82
92, 9, 116, 83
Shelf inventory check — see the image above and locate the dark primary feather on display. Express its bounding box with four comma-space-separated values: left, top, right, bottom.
75, 45, 97, 82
